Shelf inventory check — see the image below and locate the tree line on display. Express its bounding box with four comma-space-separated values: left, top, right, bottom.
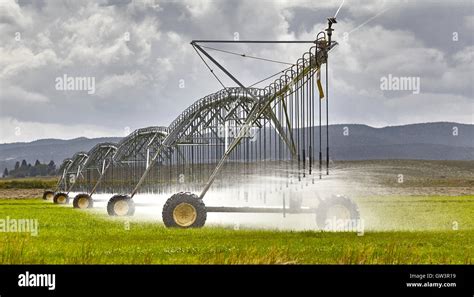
2, 160, 57, 178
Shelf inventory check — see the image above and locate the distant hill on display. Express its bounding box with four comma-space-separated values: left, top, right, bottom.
295, 122, 474, 160
0, 137, 122, 172
0, 122, 472, 172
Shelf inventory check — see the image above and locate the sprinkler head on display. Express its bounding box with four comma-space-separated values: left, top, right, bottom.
326, 17, 336, 42
328, 17, 337, 25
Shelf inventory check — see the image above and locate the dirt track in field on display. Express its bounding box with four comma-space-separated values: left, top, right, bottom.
0, 188, 44, 199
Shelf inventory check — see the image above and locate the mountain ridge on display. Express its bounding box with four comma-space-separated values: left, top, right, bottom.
1, 122, 472, 171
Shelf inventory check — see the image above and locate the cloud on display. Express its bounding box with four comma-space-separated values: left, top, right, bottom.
96, 71, 147, 97
332, 23, 473, 98
464, 15, 474, 30
0, 0, 472, 143
0, 46, 59, 80
0, 0, 33, 29
0, 85, 49, 103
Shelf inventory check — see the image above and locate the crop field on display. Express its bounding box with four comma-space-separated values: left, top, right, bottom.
0, 160, 472, 264
0, 196, 472, 264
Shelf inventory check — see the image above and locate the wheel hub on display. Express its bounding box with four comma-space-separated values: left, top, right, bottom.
45, 193, 53, 200
57, 195, 67, 204
114, 200, 129, 216
78, 197, 89, 209
173, 202, 197, 227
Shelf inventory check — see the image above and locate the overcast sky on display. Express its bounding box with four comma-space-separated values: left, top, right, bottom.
0, 0, 473, 143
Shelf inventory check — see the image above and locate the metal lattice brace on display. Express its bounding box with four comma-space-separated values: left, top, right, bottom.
130, 87, 267, 197
62, 151, 89, 194
98, 126, 168, 195
74, 142, 117, 196
49, 152, 88, 204
68, 142, 118, 208
55, 158, 73, 192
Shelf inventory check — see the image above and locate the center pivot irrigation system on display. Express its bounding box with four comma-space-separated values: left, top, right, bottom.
44, 18, 360, 229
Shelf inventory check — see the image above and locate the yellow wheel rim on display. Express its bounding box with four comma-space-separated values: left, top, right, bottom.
46, 193, 54, 200
57, 195, 67, 204
78, 197, 89, 209
173, 203, 197, 227
114, 200, 129, 216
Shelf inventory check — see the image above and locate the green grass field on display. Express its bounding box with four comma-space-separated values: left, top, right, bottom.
0, 197, 472, 264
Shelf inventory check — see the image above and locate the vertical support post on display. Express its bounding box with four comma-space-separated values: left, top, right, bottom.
326, 61, 329, 175
282, 193, 286, 218
224, 121, 229, 151
319, 75, 322, 179
325, 17, 336, 175
146, 148, 150, 169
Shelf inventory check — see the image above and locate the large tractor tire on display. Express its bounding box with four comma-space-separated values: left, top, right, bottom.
162, 192, 206, 228
73, 193, 94, 209
43, 190, 55, 200
316, 195, 360, 231
107, 195, 135, 216
53, 192, 69, 205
